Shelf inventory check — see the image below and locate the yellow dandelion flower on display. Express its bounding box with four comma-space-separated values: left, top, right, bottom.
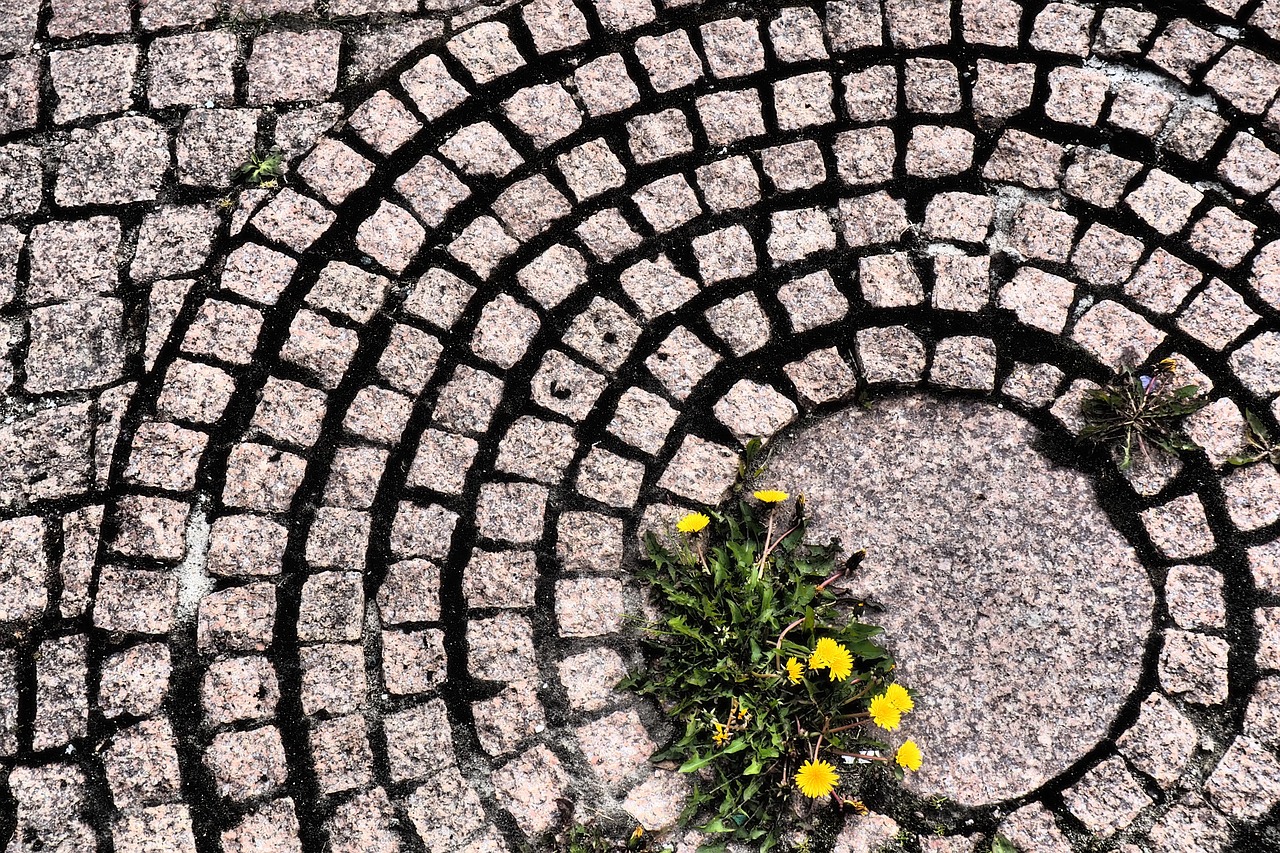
869, 694, 902, 731
784, 657, 804, 684
896, 740, 923, 771
795, 759, 840, 798
676, 512, 710, 533
846, 798, 869, 815
823, 642, 853, 682
811, 637, 842, 667
753, 489, 789, 503
1158, 357, 1178, 373
711, 722, 731, 747
885, 683, 914, 713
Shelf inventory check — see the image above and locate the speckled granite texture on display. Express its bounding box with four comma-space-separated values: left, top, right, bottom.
0, 0, 1279, 850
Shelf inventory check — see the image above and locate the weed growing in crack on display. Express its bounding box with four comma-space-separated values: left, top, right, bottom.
1079, 357, 1206, 470
620, 443, 920, 852
236, 147, 286, 188
1228, 409, 1280, 467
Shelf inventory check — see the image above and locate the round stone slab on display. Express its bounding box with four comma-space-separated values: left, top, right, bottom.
769, 394, 1153, 805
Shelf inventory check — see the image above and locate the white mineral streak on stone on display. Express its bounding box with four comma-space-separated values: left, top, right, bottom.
770, 394, 1153, 805
175, 504, 213, 622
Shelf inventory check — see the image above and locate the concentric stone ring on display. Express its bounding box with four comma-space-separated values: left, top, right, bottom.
0, 0, 1278, 851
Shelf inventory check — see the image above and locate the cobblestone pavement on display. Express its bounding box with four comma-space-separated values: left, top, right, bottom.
1, 0, 1280, 850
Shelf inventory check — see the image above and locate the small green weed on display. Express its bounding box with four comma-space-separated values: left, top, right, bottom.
1228, 410, 1280, 467
990, 835, 1020, 853
1080, 358, 1206, 469
620, 443, 920, 852
236, 147, 286, 188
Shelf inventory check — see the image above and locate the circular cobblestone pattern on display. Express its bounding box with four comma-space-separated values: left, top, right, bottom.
1, 0, 1279, 851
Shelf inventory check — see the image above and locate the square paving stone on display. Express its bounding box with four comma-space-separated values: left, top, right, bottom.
646, 327, 720, 401
104, 717, 183, 807
382, 628, 447, 695
94, 567, 176, 634
495, 417, 576, 484
148, 33, 238, 109
299, 643, 365, 716
490, 745, 569, 836
250, 190, 336, 253
503, 82, 582, 149
557, 511, 624, 573
448, 22, 524, 85
222, 443, 307, 514
252, 377, 327, 448
113, 804, 196, 853
559, 647, 628, 711
202, 656, 279, 727
857, 326, 926, 384
476, 482, 549, 544
574, 53, 640, 116
384, 699, 454, 782
434, 364, 504, 434
100, 643, 170, 720
205, 726, 288, 801
1177, 279, 1259, 351
1125, 249, 1202, 315
326, 788, 400, 853
842, 64, 897, 121
904, 57, 960, 113
1188, 207, 1257, 269
51, 44, 136, 124
714, 379, 798, 444
343, 386, 412, 445
1206, 736, 1280, 819
523, 0, 590, 53
198, 584, 276, 653
220, 800, 302, 853
657, 436, 741, 505
378, 324, 442, 395
222, 243, 297, 307
785, 347, 857, 408
279, 310, 357, 388
701, 16, 765, 78
183, 300, 264, 367
706, 292, 771, 355
124, 422, 208, 492
465, 549, 538, 609
473, 680, 545, 757
309, 715, 373, 796
635, 28, 703, 90
131, 205, 220, 283
377, 559, 441, 625
390, 502, 458, 561
1160, 629, 1229, 704
834, 127, 896, 185
406, 768, 487, 850
247, 31, 342, 105
1063, 756, 1152, 836
931, 336, 997, 391
324, 446, 387, 510
25, 298, 125, 393
409, 429, 478, 494
1116, 692, 1197, 788
609, 387, 678, 454
841, 192, 909, 248
1221, 464, 1280, 531
26, 216, 121, 304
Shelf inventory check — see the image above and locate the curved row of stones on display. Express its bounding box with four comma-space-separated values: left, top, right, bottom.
1, 0, 1280, 851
